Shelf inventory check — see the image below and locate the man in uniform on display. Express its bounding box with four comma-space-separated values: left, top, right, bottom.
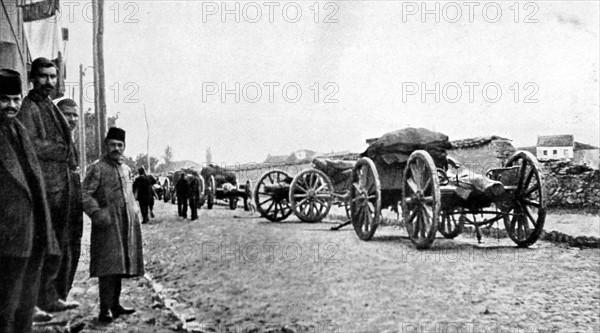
17, 57, 79, 312
55, 98, 84, 301
0, 69, 60, 333
82, 127, 144, 323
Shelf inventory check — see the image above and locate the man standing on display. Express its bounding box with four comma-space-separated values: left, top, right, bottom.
0, 69, 60, 333
55, 98, 83, 301
188, 175, 200, 221
133, 166, 154, 224
175, 173, 190, 219
82, 127, 144, 323
17, 57, 79, 312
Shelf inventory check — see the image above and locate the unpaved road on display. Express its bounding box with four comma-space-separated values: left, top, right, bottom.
141, 201, 600, 333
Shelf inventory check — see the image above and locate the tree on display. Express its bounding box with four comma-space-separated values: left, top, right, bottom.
134, 153, 159, 172
206, 147, 212, 164
163, 145, 174, 168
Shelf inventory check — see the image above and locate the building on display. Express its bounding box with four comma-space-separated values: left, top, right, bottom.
535, 135, 599, 167
536, 135, 574, 160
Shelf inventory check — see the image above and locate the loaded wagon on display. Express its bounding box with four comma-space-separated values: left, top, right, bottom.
350, 127, 545, 249
200, 164, 253, 210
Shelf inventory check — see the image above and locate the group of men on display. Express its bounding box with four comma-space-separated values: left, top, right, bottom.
0, 58, 144, 333
174, 173, 200, 220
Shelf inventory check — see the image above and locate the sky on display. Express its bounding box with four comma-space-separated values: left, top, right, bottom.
54, 0, 599, 166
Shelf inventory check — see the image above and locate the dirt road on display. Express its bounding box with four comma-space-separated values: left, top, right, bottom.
140, 201, 600, 333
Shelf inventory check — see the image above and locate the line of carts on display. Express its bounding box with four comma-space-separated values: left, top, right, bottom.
163, 128, 546, 250
252, 128, 546, 250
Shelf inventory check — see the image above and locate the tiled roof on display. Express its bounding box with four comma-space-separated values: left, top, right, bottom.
537, 135, 574, 147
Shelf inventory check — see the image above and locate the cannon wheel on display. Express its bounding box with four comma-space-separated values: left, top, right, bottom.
290, 169, 334, 223
206, 175, 215, 209
254, 170, 293, 222
503, 151, 546, 247
439, 208, 464, 239
350, 157, 381, 241
197, 176, 206, 208
402, 150, 441, 249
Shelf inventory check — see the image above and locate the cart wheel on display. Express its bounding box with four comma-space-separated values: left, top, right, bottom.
503, 151, 546, 247
197, 176, 206, 208
350, 157, 381, 240
439, 209, 464, 239
254, 170, 293, 222
402, 150, 441, 249
290, 169, 333, 222
207, 175, 215, 209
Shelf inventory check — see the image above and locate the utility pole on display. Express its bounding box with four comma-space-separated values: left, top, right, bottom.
92, 0, 107, 156
79, 64, 86, 174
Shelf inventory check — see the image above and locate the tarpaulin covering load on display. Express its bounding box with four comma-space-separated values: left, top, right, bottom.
200, 164, 237, 186
313, 158, 355, 192
362, 127, 452, 168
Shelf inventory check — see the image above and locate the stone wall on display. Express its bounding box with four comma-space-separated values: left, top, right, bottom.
543, 161, 600, 209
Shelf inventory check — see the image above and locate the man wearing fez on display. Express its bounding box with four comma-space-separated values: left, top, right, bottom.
82, 127, 144, 323
56, 98, 84, 302
0, 69, 60, 333
17, 57, 80, 312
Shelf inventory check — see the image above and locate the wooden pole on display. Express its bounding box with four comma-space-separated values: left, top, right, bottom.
79, 64, 87, 174
92, 0, 107, 156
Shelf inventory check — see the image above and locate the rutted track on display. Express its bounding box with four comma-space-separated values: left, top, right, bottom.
143, 201, 600, 333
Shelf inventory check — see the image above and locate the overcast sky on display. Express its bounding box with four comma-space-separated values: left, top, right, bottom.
58, 1, 599, 165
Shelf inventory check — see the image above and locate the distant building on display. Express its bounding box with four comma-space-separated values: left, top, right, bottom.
536, 135, 599, 168
536, 135, 574, 160
264, 154, 289, 164
264, 149, 319, 164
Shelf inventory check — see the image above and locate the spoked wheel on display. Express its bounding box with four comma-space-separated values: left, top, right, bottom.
253, 170, 293, 222
350, 157, 381, 241
402, 150, 441, 249
503, 151, 546, 247
197, 176, 206, 208
290, 169, 333, 222
439, 208, 464, 239
206, 175, 215, 209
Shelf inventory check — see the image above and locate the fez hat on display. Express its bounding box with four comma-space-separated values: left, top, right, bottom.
0, 69, 22, 95
105, 127, 126, 142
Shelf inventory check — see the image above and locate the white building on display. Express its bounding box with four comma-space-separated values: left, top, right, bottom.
536, 135, 574, 160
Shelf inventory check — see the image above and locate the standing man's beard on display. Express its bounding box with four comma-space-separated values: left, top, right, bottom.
40, 83, 55, 96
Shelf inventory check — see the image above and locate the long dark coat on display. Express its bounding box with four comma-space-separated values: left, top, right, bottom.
0, 120, 60, 258
82, 156, 144, 278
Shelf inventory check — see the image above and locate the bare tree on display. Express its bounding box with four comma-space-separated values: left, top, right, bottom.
164, 145, 174, 167
206, 147, 213, 164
